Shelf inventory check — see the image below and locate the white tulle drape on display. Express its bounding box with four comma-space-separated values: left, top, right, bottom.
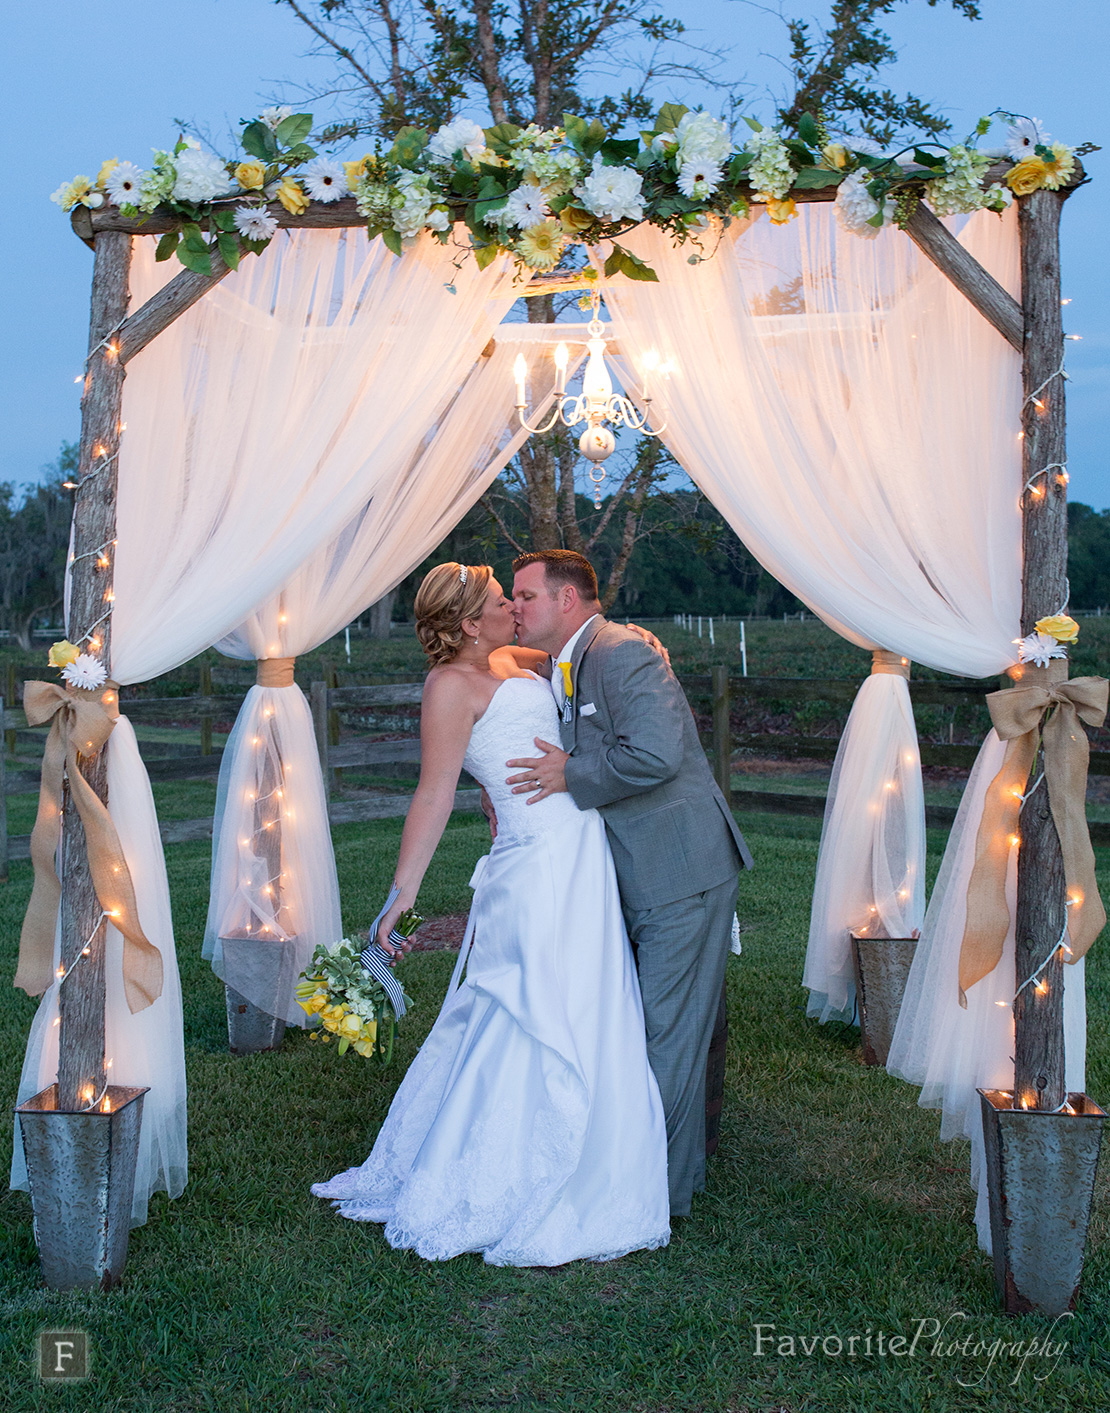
12, 228, 519, 1222
600, 208, 1056, 1245
203, 327, 584, 1021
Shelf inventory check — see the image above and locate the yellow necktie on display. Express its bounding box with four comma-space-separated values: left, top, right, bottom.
559, 661, 573, 702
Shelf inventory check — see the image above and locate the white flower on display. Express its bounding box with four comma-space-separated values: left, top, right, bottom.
493, 183, 550, 228
354, 177, 393, 224
426, 207, 450, 232
675, 111, 732, 166
925, 143, 994, 217
575, 154, 644, 223
834, 170, 894, 238
427, 118, 487, 163
104, 161, 146, 207
302, 157, 348, 203
173, 148, 231, 203
139, 152, 176, 212
259, 105, 293, 132
62, 654, 108, 691
746, 128, 794, 200
676, 159, 723, 200
234, 205, 279, 240
391, 170, 434, 238
649, 132, 678, 157
1017, 632, 1068, 669
1005, 117, 1047, 160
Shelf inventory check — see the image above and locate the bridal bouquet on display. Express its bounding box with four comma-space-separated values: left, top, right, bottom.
296, 937, 415, 1063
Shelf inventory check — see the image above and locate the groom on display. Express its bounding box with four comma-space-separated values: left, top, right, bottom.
506, 549, 752, 1217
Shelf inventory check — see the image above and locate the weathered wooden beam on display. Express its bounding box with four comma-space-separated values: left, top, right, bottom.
58, 230, 131, 1111
1013, 188, 1072, 1113
117, 254, 231, 365
904, 201, 1024, 352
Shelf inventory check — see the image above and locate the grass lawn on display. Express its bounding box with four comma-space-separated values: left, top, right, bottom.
2, 809, 1109, 1411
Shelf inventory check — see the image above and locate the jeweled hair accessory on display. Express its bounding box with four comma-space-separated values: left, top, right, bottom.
459, 565, 468, 585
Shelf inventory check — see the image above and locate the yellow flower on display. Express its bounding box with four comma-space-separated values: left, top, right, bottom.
276, 177, 309, 215
1041, 143, 1076, 192
96, 159, 119, 189
1035, 614, 1079, 644
343, 156, 369, 185
558, 204, 594, 234
516, 220, 565, 271
235, 160, 267, 191
48, 640, 80, 670
322, 1015, 341, 1034
821, 143, 848, 170
340, 1012, 361, 1036
360, 1020, 378, 1043
297, 994, 327, 1016
765, 196, 797, 226
1006, 158, 1048, 196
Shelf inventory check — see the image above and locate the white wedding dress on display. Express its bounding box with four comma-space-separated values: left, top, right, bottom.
311, 673, 670, 1265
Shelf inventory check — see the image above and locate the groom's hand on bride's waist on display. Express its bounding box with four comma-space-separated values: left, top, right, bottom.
506, 737, 569, 803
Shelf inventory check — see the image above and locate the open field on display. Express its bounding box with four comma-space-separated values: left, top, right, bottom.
2, 809, 1110, 1410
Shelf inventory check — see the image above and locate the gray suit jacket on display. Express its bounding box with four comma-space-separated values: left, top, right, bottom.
560, 618, 752, 910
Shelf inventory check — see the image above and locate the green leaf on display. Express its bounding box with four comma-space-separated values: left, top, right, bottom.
603, 245, 624, 278
176, 243, 213, 276
380, 227, 403, 257
209, 207, 236, 232
275, 113, 313, 147
728, 152, 753, 182
604, 243, 658, 282
784, 138, 816, 164
581, 118, 608, 160
600, 138, 639, 164
388, 126, 429, 165
473, 243, 499, 271
483, 122, 522, 155
563, 113, 589, 154
476, 175, 507, 201
798, 112, 822, 148
180, 222, 209, 254
216, 232, 241, 271
154, 231, 180, 262
912, 147, 946, 169
241, 121, 279, 162
653, 102, 689, 134
791, 167, 842, 189
742, 115, 763, 132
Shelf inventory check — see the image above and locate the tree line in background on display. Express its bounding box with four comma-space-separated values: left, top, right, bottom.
6, 441, 1110, 646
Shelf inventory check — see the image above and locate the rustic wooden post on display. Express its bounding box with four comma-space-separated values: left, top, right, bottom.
57, 230, 131, 1112
1013, 188, 1072, 1112
199, 661, 213, 756
712, 665, 732, 809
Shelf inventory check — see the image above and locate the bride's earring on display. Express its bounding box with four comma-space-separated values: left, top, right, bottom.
474, 636, 480, 646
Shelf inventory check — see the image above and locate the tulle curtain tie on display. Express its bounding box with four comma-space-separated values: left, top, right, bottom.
15, 680, 163, 1013
256, 657, 296, 688
871, 649, 910, 678
958, 661, 1108, 1002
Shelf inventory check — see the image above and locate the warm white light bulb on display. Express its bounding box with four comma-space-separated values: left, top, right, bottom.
582, 338, 612, 409
513, 353, 528, 405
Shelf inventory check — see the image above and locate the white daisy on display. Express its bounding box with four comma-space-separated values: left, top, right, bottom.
1005, 117, 1047, 160
234, 205, 279, 240
499, 183, 550, 228
104, 161, 146, 207
676, 159, 723, 200
1016, 631, 1067, 669
62, 653, 108, 691
259, 105, 293, 132
173, 148, 232, 203
302, 157, 349, 203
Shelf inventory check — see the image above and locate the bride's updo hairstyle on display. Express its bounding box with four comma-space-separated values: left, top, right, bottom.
414, 563, 493, 668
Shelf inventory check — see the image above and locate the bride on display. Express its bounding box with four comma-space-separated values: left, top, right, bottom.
311, 562, 670, 1265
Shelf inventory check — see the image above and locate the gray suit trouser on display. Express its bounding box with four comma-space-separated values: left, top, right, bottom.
623, 874, 737, 1217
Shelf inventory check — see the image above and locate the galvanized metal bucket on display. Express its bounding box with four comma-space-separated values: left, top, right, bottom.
979, 1088, 1106, 1315
16, 1083, 148, 1291
221, 934, 296, 1054
850, 934, 917, 1067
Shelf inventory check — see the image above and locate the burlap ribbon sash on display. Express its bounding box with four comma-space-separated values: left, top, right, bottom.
958, 661, 1109, 1004
15, 681, 163, 1014
871, 649, 910, 678
257, 657, 295, 688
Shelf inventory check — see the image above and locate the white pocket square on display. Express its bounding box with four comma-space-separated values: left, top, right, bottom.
579, 702, 597, 717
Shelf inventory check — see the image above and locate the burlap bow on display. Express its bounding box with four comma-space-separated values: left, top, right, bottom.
958, 661, 1108, 1004
15, 680, 163, 1013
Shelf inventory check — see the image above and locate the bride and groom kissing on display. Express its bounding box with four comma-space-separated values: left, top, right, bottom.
313, 549, 751, 1265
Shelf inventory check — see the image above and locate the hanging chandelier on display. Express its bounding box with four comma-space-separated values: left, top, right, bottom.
512, 292, 669, 469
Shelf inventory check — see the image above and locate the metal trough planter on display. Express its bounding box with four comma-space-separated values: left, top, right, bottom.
850, 933, 917, 1067
979, 1088, 1106, 1316
221, 934, 297, 1054
16, 1083, 148, 1291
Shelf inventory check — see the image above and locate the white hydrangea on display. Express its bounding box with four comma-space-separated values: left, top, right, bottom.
676, 159, 724, 200
487, 183, 550, 229
302, 157, 348, 203
354, 177, 394, 224
675, 111, 732, 166
391, 170, 435, 238
575, 154, 644, 223
259, 105, 293, 132
834, 171, 895, 238
1005, 117, 1047, 160
427, 118, 487, 163
138, 152, 176, 212
173, 148, 231, 203
746, 128, 793, 200
925, 144, 994, 217
520, 146, 582, 194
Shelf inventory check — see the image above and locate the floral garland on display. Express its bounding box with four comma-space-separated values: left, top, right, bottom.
51, 104, 1090, 281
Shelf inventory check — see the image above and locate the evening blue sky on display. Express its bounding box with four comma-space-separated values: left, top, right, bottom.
3, 1, 1107, 501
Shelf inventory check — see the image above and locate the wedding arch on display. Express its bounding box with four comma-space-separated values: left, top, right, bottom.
13, 106, 1102, 1310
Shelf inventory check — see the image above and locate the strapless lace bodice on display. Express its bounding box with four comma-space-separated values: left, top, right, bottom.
463, 675, 585, 844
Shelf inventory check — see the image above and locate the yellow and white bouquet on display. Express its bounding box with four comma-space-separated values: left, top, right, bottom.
296, 937, 414, 1063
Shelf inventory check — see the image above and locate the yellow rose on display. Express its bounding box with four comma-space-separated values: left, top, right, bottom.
343, 156, 370, 185
766, 196, 797, 226
821, 143, 848, 170
96, 158, 119, 189
235, 160, 267, 191
558, 205, 594, 234
341, 1012, 361, 1036
276, 177, 309, 215
48, 640, 80, 669
1006, 158, 1048, 196
322, 1015, 340, 1034
1035, 614, 1079, 644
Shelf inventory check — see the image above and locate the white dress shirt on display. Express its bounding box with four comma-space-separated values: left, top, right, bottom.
551, 614, 599, 707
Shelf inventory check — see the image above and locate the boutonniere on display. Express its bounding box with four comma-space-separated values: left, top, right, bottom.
559, 662, 574, 722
